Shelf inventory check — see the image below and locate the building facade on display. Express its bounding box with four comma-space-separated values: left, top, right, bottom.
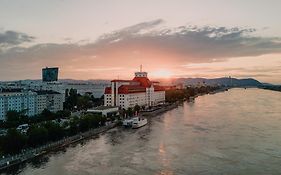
42, 67, 59, 82
0, 91, 37, 120
104, 71, 165, 109
0, 90, 64, 120
35, 90, 64, 113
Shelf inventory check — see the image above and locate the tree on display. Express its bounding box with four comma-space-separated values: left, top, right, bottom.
44, 122, 64, 141
186, 87, 196, 97
40, 109, 55, 121
79, 113, 105, 132
55, 110, 71, 119
6, 110, 20, 123
126, 107, 133, 117
133, 104, 141, 115
27, 126, 48, 147
79, 115, 91, 132
5, 110, 29, 128
68, 116, 80, 135
91, 95, 104, 107
77, 95, 93, 110
64, 88, 78, 110
2, 129, 27, 154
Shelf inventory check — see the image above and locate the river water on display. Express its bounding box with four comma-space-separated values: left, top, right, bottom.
5, 88, 281, 175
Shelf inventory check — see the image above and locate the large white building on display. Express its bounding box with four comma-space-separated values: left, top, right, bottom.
0, 90, 64, 120
104, 70, 165, 109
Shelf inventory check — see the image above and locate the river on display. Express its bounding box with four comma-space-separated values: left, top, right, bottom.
4, 88, 281, 175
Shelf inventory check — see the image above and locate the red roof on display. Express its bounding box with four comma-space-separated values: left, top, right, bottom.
105, 75, 165, 94
154, 85, 165, 91
105, 87, 112, 94
118, 85, 146, 94
132, 77, 152, 88
104, 85, 146, 94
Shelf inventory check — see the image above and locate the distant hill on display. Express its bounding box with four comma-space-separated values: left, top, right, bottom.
173, 77, 262, 87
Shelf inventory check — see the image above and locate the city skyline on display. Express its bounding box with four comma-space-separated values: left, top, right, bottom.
1, 0, 281, 83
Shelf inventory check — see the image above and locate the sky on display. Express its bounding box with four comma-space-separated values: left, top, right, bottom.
0, 0, 281, 84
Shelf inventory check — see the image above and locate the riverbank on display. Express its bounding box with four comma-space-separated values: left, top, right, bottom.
14, 88, 280, 175
0, 87, 226, 172
0, 123, 117, 171
140, 87, 224, 118
0, 103, 182, 172
259, 86, 281, 92
141, 103, 179, 117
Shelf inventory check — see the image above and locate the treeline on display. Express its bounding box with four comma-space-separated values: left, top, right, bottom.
260, 85, 281, 92
0, 109, 71, 129
64, 88, 104, 111
119, 104, 141, 118
0, 113, 107, 155
165, 86, 221, 103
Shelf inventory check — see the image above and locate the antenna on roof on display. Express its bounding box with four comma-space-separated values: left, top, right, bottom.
140, 64, 142, 72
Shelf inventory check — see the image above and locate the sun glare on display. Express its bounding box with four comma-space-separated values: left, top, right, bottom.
151, 70, 173, 78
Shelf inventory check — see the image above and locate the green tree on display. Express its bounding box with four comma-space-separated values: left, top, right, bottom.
44, 122, 64, 141
126, 107, 133, 117
6, 110, 20, 123
40, 109, 55, 121
133, 104, 141, 115
79, 115, 91, 132
28, 126, 48, 147
2, 129, 27, 154
5, 110, 29, 128
55, 110, 71, 119
68, 116, 80, 135
79, 113, 105, 132
64, 88, 78, 110
77, 95, 93, 110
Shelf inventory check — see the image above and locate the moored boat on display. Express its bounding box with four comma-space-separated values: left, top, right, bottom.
132, 117, 148, 129
122, 118, 134, 127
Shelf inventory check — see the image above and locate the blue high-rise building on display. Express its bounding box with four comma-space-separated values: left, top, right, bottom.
42, 67, 59, 82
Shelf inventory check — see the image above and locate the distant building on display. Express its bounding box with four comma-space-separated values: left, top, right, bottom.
104, 67, 165, 109
35, 90, 64, 113
0, 91, 37, 120
0, 90, 64, 120
42, 67, 59, 82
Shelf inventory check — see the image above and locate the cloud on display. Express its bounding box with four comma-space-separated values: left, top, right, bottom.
0, 30, 35, 48
1, 19, 281, 81
91, 23, 281, 62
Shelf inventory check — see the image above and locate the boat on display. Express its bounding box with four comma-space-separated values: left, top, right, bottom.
122, 118, 134, 127
132, 117, 148, 129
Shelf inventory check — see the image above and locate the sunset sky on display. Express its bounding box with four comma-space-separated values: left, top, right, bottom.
0, 0, 281, 83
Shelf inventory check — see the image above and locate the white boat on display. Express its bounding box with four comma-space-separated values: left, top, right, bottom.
132, 117, 148, 129
122, 118, 134, 127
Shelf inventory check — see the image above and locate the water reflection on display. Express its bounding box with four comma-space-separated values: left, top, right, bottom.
157, 142, 174, 175
3, 88, 281, 175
